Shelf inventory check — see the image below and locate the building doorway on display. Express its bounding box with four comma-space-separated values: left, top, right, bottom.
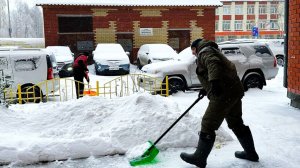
57, 15, 94, 56
117, 33, 133, 62
168, 30, 190, 53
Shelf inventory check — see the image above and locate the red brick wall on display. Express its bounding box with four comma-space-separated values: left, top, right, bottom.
42, 5, 216, 60
43, 6, 92, 47
288, 0, 300, 95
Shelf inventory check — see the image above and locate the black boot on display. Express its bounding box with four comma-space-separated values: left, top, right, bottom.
180, 132, 215, 168
233, 126, 259, 162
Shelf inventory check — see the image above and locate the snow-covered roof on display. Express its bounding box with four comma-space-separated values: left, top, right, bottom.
36, 0, 222, 7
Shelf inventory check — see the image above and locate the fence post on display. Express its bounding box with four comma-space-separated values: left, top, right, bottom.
96, 81, 99, 96
166, 76, 169, 97
17, 84, 22, 104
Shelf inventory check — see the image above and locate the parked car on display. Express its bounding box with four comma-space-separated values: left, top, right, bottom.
220, 39, 285, 66
46, 46, 74, 70
0, 48, 59, 103
93, 43, 130, 75
139, 42, 279, 94
58, 62, 73, 78
136, 44, 178, 69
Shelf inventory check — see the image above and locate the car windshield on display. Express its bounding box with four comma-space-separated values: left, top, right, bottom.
149, 45, 175, 53
95, 44, 124, 53
48, 47, 72, 56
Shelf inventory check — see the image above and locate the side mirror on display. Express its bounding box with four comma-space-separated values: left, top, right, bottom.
146, 52, 149, 55
125, 51, 130, 56
71, 53, 74, 57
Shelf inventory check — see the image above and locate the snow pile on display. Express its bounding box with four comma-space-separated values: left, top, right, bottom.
0, 92, 232, 165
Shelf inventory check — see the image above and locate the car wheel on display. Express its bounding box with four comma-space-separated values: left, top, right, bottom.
276, 56, 284, 66
243, 74, 264, 91
167, 77, 185, 95
20, 86, 42, 104
137, 59, 142, 69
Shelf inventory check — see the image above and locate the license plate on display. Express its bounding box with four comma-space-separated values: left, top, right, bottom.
109, 66, 119, 70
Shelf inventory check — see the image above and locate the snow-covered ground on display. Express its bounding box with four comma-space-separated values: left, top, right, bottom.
1, 67, 300, 168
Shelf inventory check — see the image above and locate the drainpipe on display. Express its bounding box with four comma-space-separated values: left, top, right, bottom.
283, 0, 289, 88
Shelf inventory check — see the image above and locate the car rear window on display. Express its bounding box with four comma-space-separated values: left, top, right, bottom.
253, 45, 273, 57
221, 47, 242, 56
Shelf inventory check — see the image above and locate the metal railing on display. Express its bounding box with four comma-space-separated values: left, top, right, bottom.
2, 74, 169, 104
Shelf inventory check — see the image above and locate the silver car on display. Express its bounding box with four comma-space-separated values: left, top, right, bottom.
139, 42, 279, 94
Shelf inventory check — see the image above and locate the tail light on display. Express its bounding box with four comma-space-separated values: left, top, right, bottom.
47, 67, 54, 80
273, 56, 277, 67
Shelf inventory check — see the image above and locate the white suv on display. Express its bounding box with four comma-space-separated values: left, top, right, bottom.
139, 42, 279, 94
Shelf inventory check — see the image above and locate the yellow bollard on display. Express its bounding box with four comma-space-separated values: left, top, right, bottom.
165, 76, 169, 97
96, 81, 99, 96
17, 84, 22, 104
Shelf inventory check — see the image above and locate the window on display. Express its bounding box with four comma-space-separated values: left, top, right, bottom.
235, 21, 243, 30
235, 5, 243, 15
223, 5, 231, 15
58, 16, 93, 33
223, 21, 231, 31
247, 5, 255, 14
270, 20, 279, 30
259, 20, 267, 29
254, 45, 272, 57
215, 21, 219, 31
216, 36, 225, 43
259, 5, 267, 14
14, 57, 41, 71
270, 4, 278, 14
221, 47, 242, 57
228, 36, 237, 40
246, 21, 255, 30
265, 35, 275, 39
216, 8, 219, 15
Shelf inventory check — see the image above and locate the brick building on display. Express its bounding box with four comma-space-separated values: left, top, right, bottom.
287, 0, 300, 109
215, 0, 285, 42
36, 0, 222, 63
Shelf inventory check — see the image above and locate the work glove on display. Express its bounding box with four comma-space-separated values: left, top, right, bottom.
211, 80, 222, 97
198, 89, 207, 98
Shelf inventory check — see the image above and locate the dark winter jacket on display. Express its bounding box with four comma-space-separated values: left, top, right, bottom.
194, 40, 244, 101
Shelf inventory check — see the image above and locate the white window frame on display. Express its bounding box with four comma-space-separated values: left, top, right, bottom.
259, 4, 267, 14
234, 20, 243, 30
235, 5, 243, 15
223, 5, 231, 15
246, 21, 254, 30
223, 21, 231, 31
247, 5, 255, 14
259, 20, 267, 29
270, 20, 279, 30
215, 21, 219, 31
216, 8, 219, 15
270, 4, 278, 14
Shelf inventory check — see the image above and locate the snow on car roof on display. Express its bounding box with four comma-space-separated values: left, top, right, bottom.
36, 0, 222, 7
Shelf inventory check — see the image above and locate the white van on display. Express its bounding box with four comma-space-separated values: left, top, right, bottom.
0, 48, 59, 103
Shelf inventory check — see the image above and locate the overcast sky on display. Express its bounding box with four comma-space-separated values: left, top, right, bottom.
8, 0, 36, 8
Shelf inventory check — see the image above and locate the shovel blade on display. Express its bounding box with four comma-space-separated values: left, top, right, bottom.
129, 141, 160, 166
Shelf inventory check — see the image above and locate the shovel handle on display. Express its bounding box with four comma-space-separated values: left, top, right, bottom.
153, 95, 204, 146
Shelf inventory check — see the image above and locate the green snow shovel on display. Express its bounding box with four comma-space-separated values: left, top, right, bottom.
129, 95, 204, 166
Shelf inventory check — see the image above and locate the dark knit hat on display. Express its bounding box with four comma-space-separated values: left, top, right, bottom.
191, 38, 203, 48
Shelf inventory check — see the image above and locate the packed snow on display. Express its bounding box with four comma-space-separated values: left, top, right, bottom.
1, 67, 300, 168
